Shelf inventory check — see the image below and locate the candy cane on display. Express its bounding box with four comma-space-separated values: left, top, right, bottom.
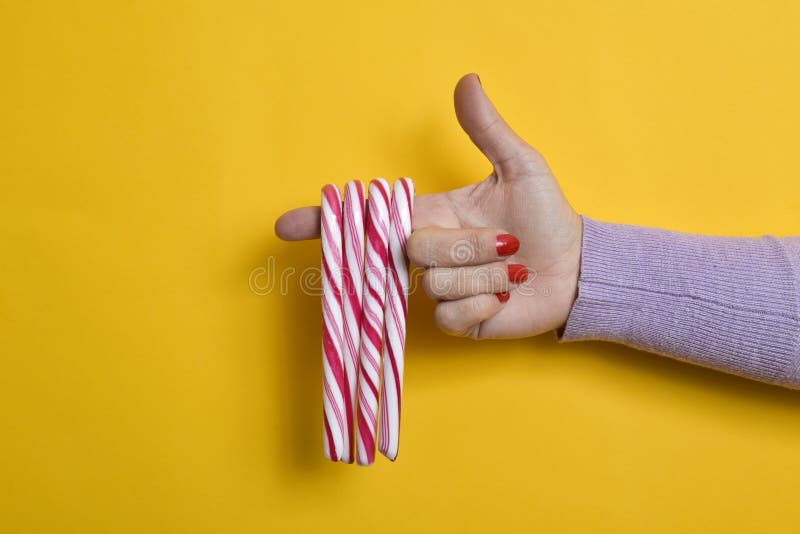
354, 178, 391, 466
341, 181, 366, 464
321, 184, 346, 462
378, 177, 414, 461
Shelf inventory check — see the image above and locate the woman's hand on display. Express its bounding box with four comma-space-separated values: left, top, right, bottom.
275, 74, 582, 339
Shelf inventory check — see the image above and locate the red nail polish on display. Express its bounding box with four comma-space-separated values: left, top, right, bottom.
508, 263, 529, 283
496, 291, 510, 303
496, 234, 520, 256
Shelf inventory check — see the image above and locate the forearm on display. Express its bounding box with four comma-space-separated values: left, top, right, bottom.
560, 216, 800, 389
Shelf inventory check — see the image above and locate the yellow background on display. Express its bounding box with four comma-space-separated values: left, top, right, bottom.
2, 1, 799, 532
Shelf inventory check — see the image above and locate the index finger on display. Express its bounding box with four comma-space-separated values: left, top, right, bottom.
274, 206, 321, 241
276, 188, 449, 242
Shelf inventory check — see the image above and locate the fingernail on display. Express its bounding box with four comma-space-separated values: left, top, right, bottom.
496, 292, 510, 303
508, 263, 529, 283
496, 234, 520, 256
476, 73, 482, 86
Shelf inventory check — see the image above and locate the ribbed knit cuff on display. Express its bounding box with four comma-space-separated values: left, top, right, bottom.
560, 216, 800, 389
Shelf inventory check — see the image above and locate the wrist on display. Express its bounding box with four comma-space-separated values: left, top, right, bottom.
553, 213, 584, 332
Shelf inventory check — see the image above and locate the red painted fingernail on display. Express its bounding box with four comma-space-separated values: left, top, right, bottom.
508, 263, 529, 283
496, 292, 510, 303
496, 234, 520, 256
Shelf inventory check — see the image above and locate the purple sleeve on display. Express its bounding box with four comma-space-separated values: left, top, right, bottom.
560, 216, 800, 389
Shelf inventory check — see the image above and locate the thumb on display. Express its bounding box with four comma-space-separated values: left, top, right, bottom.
454, 73, 545, 176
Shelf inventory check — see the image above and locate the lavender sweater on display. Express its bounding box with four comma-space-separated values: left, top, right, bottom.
560, 217, 800, 389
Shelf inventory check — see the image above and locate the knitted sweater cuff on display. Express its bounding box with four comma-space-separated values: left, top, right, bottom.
560, 216, 800, 389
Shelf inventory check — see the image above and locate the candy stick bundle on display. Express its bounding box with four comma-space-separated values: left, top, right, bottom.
320, 178, 414, 465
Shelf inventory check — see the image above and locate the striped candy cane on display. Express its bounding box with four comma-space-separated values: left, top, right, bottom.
355, 178, 391, 466
321, 184, 346, 462
341, 181, 366, 464
378, 177, 414, 461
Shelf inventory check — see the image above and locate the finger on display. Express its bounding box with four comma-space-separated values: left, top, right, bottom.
422, 262, 529, 301
434, 293, 508, 338
407, 227, 520, 268
275, 188, 448, 240
454, 73, 546, 176
275, 206, 321, 241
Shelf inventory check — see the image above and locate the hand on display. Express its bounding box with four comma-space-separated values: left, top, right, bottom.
275, 73, 583, 339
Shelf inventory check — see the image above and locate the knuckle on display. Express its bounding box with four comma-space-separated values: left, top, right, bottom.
421, 269, 434, 298
434, 302, 469, 336
434, 303, 456, 333
406, 232, 426, 266
433, 294, 500, 340
422, 269, 450, 299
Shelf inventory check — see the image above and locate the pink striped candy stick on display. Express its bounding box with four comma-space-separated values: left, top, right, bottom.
321, 184, 346, 461
355, 178, 391, 466
340, 180, 366, 464
378, 177, 414, 461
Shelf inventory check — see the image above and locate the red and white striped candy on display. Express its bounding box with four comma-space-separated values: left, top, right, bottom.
321, 184, 346, 462
378, 177, 414, 461
341, 181, 366, 464
355, 178, 391, 466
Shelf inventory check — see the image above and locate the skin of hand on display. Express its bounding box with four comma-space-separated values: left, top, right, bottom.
275, 73, 583, 339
